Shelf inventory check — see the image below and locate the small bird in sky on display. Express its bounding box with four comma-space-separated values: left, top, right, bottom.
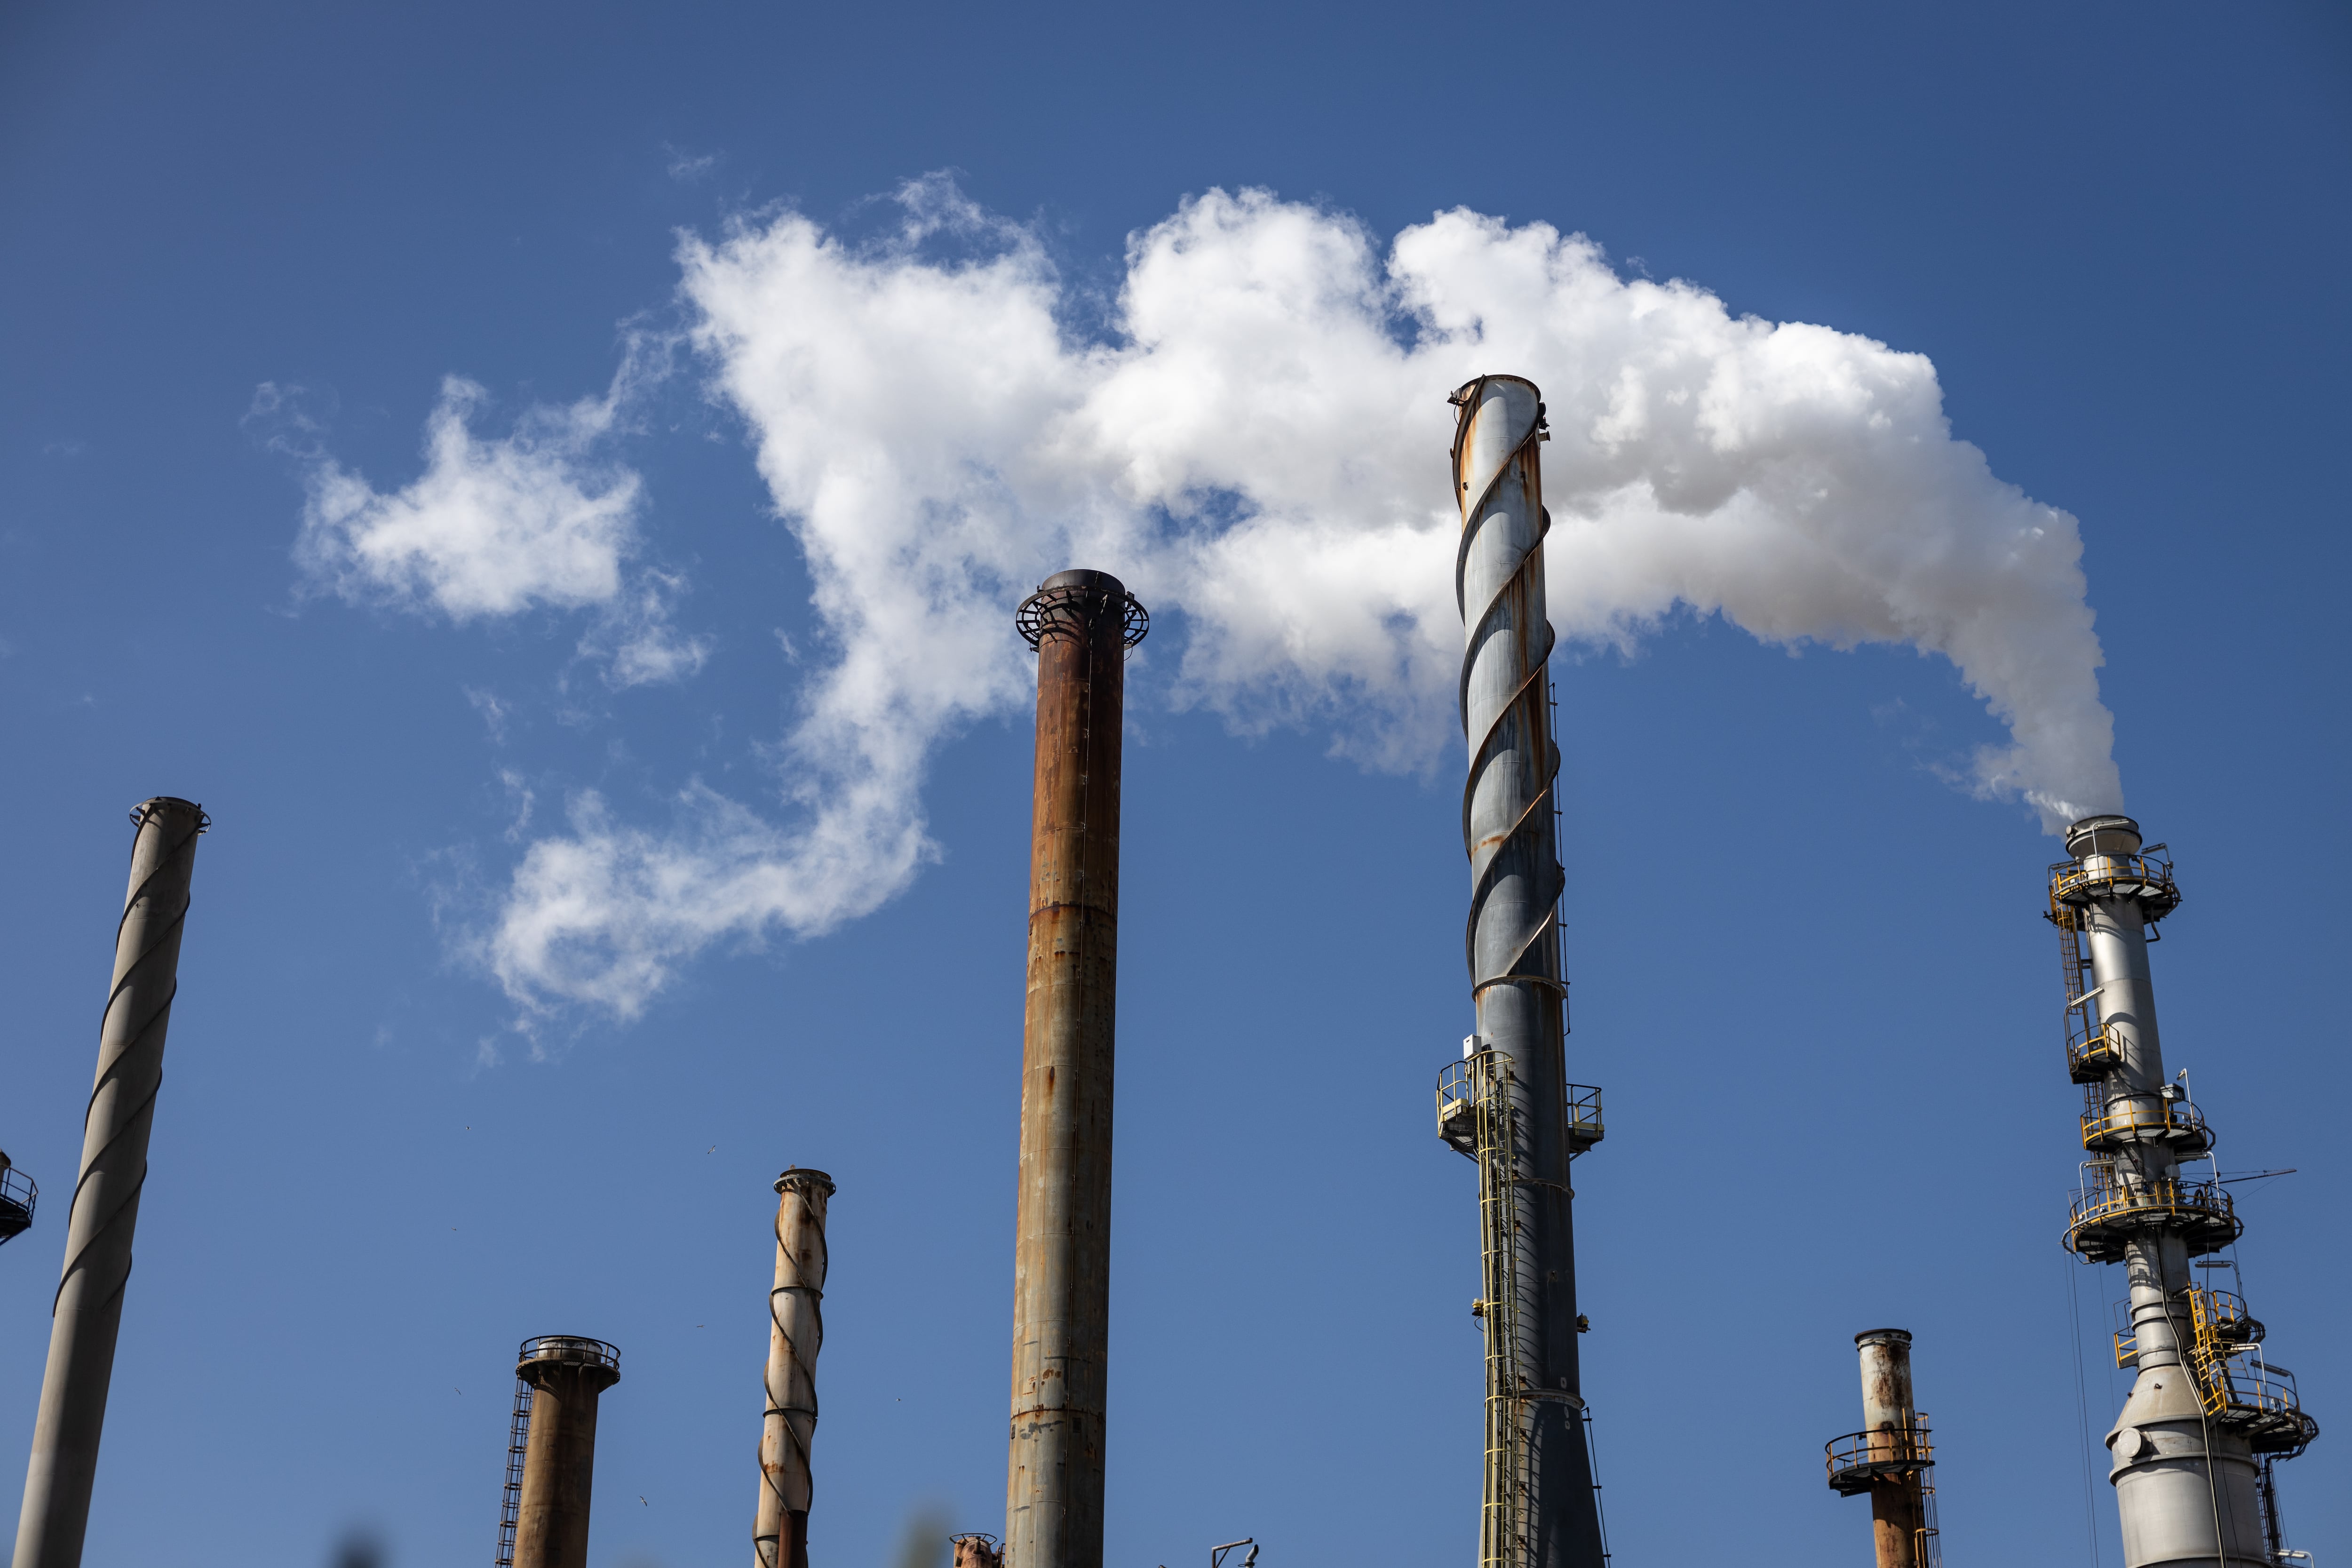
639, 1496, 648, 1507
455, 1387, 462, 1395
707, 1145, 717, 1154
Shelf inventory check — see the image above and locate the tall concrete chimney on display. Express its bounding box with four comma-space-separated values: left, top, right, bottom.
2048, 816, 2315, 1568
13, 797, 206, 1568
1003, 569, 1146, 1568
756, 1168, 834, 1568
510, 1337, 621, 1568
1826, 1329, 1939, 1568
1446, 378, 1605, 1568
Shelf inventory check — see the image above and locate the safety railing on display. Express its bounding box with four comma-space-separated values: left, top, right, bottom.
2113, 1327, 2139, 1369
516, 1335, 620, 1373
1437, 1058, 1487, 1157
0, 1165, 34, 1244
1565, 1084, 1604, 1155
2065, 1173, 2240, 1260
2048, 849, 2180, 920
1436, 1062, 1603, 1159
1826, 1422, 1934, 1493
2065, 1023, 2124, 1082
2080, 1094, 2210, 1152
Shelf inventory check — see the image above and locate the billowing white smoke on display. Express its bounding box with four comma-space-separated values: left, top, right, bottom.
342, 179, 2122, 1019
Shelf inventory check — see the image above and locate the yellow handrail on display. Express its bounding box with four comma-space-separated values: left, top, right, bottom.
2079, 1097, 2208, 1148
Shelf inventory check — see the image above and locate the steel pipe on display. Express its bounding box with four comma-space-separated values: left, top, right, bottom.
1004, 569, 1144, 1568
12, 798, 206, 1568
756, 1168, 834, 1568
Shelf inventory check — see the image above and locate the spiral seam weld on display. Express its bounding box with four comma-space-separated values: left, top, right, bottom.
1015, 583, 1149, 651
1451, 380, 1565, 999
758, 1175, 830, 1568
51, 802, 205, 1319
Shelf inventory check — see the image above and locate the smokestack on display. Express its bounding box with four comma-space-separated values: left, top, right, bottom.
1826, 1329, 1939, 1568
508, 1337, 620, 1568
1446, 378, 1605, 1568
1004, 569, 1146, 1568
12, 797, 206, 1568
756, 1168, 834, 1568
2049, 816, 2315, 1568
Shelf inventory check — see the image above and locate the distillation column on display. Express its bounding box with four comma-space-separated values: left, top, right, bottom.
1448, 377, 1605, 1568
1825, 1329, 1938, 1568
756, 1168, 834, 1568
14, 797, 206, 1568
2050, 815, 2315, 1568
1004, 570, 1146, 1568
512, 1337, 622, 1568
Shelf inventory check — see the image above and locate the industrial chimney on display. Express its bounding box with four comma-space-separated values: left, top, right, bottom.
756, 1168, 834, 1568
1003, 569, 1146, 1568
1437, 377, 1606, 1568
2047, 816, 2315, 1567
497, 1337, 621, 1568
13, 797, 206, 1568
1825, 1329, 1940, 1568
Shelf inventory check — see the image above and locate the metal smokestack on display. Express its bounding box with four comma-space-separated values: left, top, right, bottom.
1445, 377, 1605, 1568
12, 797, 206, 1568
1826, 1329, 1939, 1568
2049, 816, 2315, 1568
1004, 569, 1146, 1568
503, 1337, 620, 1568
756, 1168, 834, 1568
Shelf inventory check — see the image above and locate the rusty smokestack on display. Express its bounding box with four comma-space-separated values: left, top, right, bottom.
1826, 1329, 1939, 1568
1004, 569, 1146, 1568
509, 1337, 620, 1568
755, 1168, 834, 1568
952, 1534, 1005, 1568
12, 798, 206, 1568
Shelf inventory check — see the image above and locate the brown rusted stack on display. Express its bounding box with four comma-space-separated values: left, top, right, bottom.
508, 1338, 621, 1568
1003, 569, 1144, 1568
952, 1534, 1006, 1568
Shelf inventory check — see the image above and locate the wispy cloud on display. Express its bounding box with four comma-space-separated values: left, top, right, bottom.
664, 144, 721, 183
258, 363, 707, 689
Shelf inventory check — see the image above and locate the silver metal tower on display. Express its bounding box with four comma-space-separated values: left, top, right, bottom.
2050, 815, 2315, 1567
1434, 375, 1606, 1568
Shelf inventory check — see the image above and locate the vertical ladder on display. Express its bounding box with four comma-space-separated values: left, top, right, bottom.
1473, 1053, 1529, 1568
495, 1376, 532, 1568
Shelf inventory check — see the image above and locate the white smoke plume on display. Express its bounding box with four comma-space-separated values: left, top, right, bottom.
470, 176, 2119, 1019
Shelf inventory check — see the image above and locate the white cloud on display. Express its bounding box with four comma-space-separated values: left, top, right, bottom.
281, 372, 706, 688
484, 177, 2122, 1019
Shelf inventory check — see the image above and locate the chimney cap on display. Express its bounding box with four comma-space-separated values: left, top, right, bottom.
2065, 814, 2143, 859
775, 1166, 837, 1196
1855, 1328, 1913, 1347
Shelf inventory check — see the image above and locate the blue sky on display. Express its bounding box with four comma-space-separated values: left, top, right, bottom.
2, 3, 2347, 1566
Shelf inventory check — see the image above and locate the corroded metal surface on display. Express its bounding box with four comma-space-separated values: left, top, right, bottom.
513, 1338, 621, 1568
1853, 1330, 1931, 1568
12, 798, 205, 1568
756, 1169, 834, 1568
1004, 569, 1141, 1568
1450, 379, 1604, 1568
